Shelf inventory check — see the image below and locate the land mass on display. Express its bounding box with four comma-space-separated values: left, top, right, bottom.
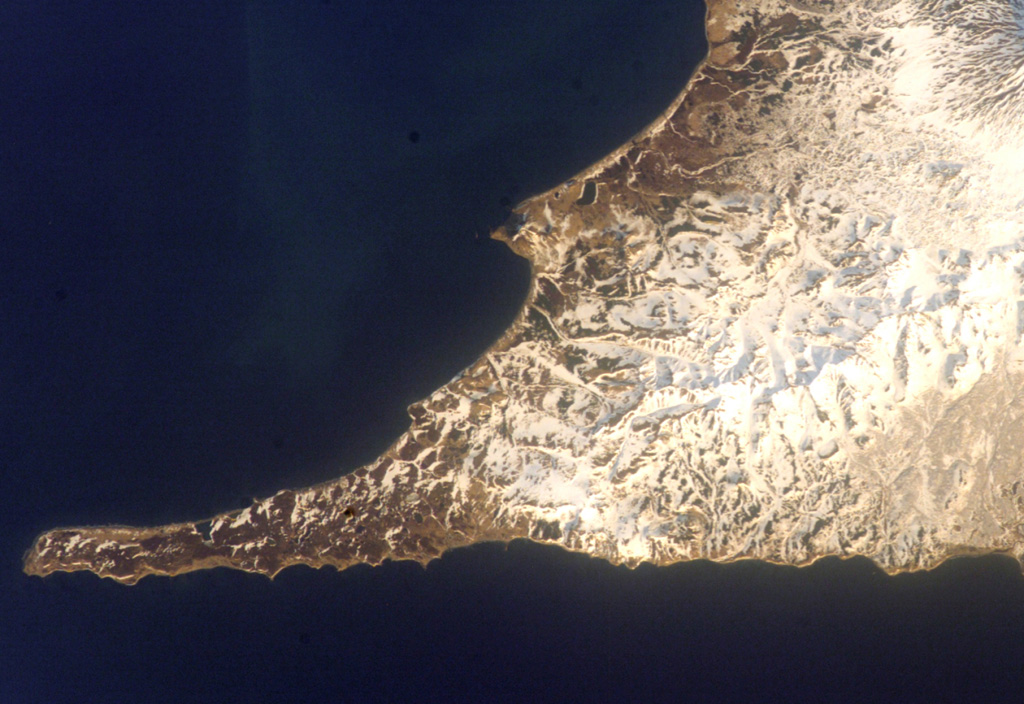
25, 0, 1024, 584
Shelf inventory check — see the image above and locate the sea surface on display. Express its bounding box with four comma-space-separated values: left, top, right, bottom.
3, 1, 1024, 702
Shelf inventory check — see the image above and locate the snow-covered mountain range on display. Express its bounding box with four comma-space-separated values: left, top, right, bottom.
25, 0, 1024, 582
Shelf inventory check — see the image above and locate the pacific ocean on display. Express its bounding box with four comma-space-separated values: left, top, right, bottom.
3, 1, 1024, 702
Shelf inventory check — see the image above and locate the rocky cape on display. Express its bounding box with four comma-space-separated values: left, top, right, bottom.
24, 0, 1024, 584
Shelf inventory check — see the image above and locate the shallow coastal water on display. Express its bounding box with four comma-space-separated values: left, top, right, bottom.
4, 1, 1024, 701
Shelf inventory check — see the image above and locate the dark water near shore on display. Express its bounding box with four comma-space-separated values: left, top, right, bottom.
3, 1, 1024, 701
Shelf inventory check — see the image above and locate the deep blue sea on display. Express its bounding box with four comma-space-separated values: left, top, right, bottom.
3, 1, 1024, 702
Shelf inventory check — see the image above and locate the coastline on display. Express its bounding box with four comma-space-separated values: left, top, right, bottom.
25, 0, 1024, 584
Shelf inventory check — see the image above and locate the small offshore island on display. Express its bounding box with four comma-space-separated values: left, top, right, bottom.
25, 0, 1024, 584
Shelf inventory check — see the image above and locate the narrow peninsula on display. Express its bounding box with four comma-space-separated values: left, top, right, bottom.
25, 0, 1024, 584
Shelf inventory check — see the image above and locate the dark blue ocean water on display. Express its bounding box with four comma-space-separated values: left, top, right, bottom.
3, 1, 1024, 702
